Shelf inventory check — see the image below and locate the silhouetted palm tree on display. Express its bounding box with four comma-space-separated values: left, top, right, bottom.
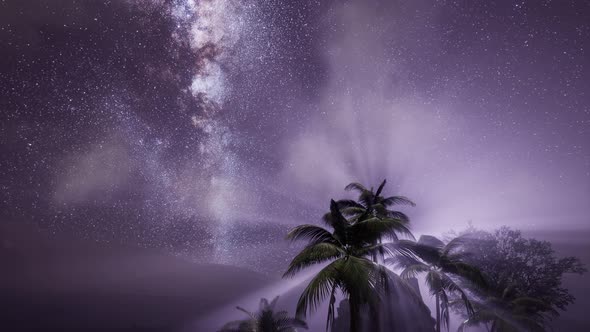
388, 235, 485, 332
337, 179, 415, 224
328, 180, 415, 263
458, 286, 552, 332
219, 296, 307, 332
284, 200, 407, 332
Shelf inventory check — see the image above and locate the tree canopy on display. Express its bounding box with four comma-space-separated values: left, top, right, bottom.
452, 226, 586, 330
219, 296, 308, 332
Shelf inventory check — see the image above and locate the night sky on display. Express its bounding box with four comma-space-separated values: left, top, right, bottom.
1, 0, 589, 269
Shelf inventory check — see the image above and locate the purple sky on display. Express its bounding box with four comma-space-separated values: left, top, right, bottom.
1, 0, 589, 260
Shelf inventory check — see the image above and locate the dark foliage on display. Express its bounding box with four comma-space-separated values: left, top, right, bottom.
388, 235, 486, 332
454, 226, 586, 330
219, 297, 307, 332
282, 181, 585, 332
284, 180, 419, 332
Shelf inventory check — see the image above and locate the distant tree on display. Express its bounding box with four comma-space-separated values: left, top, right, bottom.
219, 296, 307, 332
453, 227, 586, 331
388, 235, 485, 332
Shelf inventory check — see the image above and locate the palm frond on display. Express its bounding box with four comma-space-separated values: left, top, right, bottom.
350, 217, 415, 243
400, 263, 430, 280
408, 241, 443, 265
439, 272, 475, 316
236, 306, 256, 319
329, 199, 349, 242
387, 210, 410, 222
383, 240, 424, 265
374, 179, 387, 198
442, 235, 470, 256
359, 190, 375, 208
275, 316, 308, 330
356, 242, 415, 262
259, 298, 269, 312
286, 224, 337, 245
268, 296, 279, 311
335, 199, 366, 210
374, 263, 392, 294
372, 204, 391, 218
283, 242, 345, 278
381, 195, 416, 207
384, 252, 419, 271
338, 256, 382, 303
221, 297, 307, 332
443, 261, 488, 290
417, 235, 445, 249
344, 182, 368, 193
425, 270, 443, 295
295, 259, 342, 318
340, 206, 367, 217
321, 212, 334, 227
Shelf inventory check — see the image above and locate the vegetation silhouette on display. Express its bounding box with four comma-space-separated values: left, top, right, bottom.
458, 285, 551, 332
334, 180, 415, 226
452, 227, 587, 331
218, 296, 308, 332
283, 180, 423, 332
388, 235, 486, 332
330, 180, 415, 263
218, 180, 585, 332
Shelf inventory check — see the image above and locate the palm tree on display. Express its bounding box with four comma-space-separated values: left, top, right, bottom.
458, 286, 553, 332
283, 200, 408, 332
337, 179, 416, 224
219, 296, 308, 332
387, 235, 485, 332
328, 180, 415, 263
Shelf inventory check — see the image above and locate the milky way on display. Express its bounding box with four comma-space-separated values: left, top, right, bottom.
1, 0, 589, 271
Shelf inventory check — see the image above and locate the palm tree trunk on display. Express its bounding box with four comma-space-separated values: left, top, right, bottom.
349, 299, 359, 332
435, 292, 441, 332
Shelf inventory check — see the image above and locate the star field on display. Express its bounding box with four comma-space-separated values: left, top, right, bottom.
0, 0, 589, 271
